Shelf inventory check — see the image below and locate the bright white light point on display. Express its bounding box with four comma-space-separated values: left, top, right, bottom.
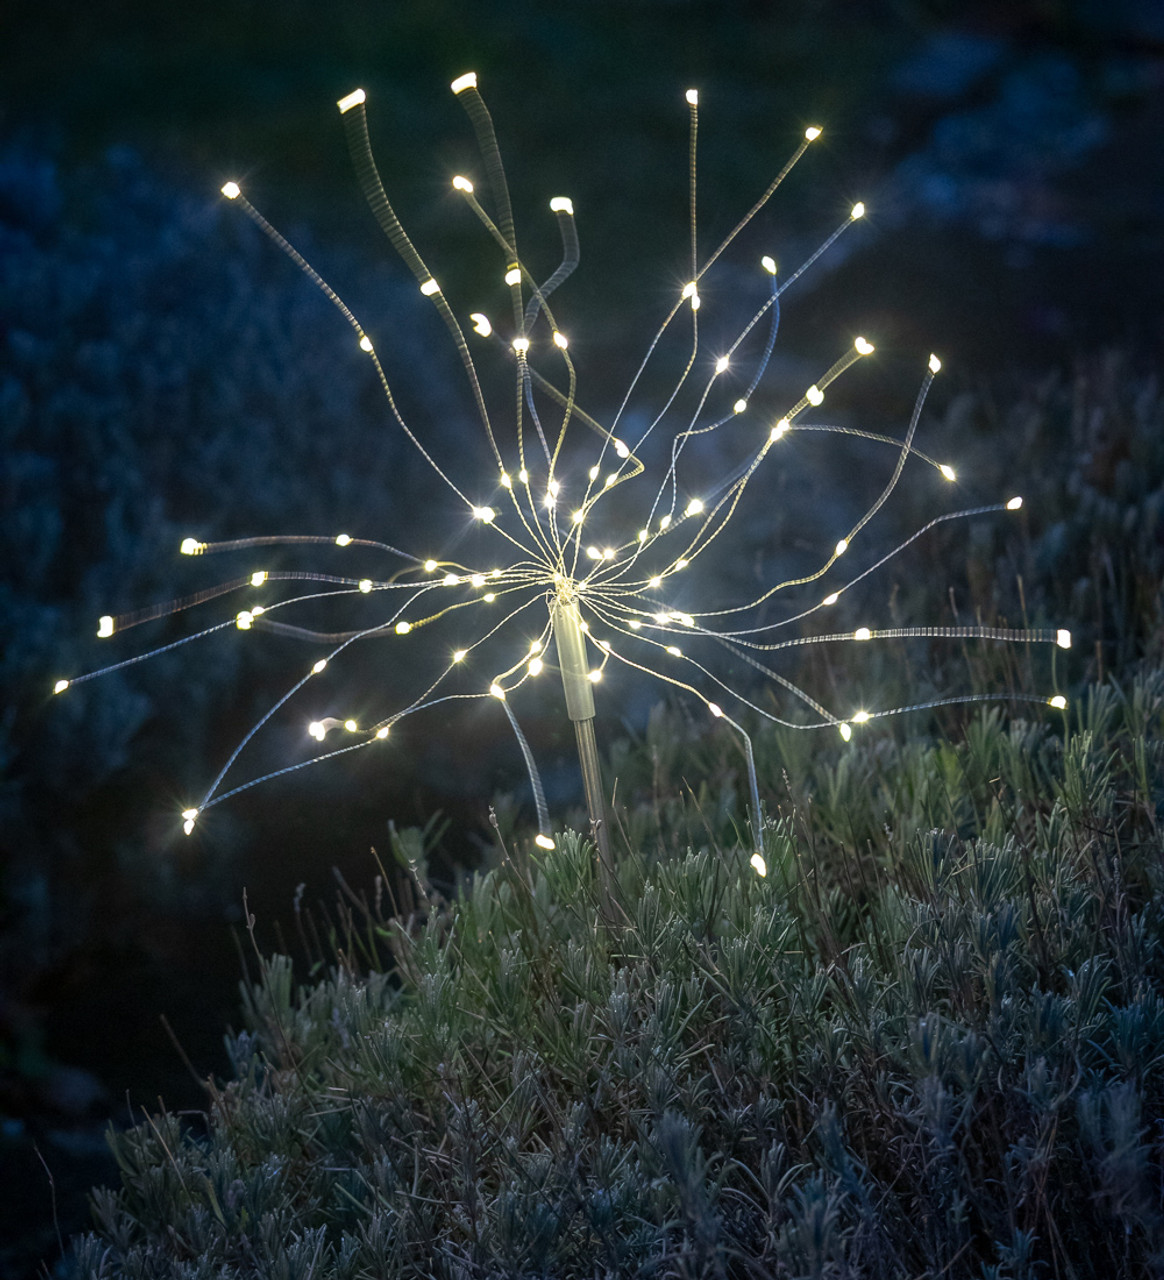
588, 670, 602, 683
588, 465, 600, 481
453, 650, 467, 663
504, 268, 521, 286
442, 573, 459, 586
359, 579, 372, 593
53, 679, 69, 695
489, 682, 505, 700
835, 539, 848, 556
1007, 496, 1023, 510
549, 197, 574, 214
638, 529, 648, 542
552, 331, 568, 349
854, 336, 874, 355
470, 573, 485, 588
750, 852, 768, 877
685, 89, 699, 105
98, 616, 114, 638
655, 612, 669, 624
548, 480, 560, 497
395, 621, 412, 635
852, 711, 870, 724
535, 834, 555, 850
423, 559, 438, 573
734, 399, 747, 414
708, 702, 723, 718
806, 385, 824, 406
629, 620, 642, 630
512, 337, 530, 354
614, 439, 630, 458
685, 499, 704, 516
312, 659, 327, 673
939, 464, 957, 482
450, 72, 477, 94
308, 721, 326, 740
660, 515, 672, 530
182, 808, 199, 836
499, 474, 512, 492
179, 538, 204, 555
359, 335, 373, 352
929, 353, 942, 374
648, 576, 662, 588
573, 510, 585, 524
585, 546, 599, 560
682, 281, 698, 298
851, 202, 866, 219
602, 547, 615, 560
761, 255, 777, 274
666, 646, 681, 657
518, 469, 529, 484
604, 474, 616, 488
250, 605, 265, 617
529, 640, 542, 654
676, 559, 689, 569
1050, 695, 1067, 710
335, 533, 352, 546
1057, 629, 1072, 649
714, 356, 729, 374
337, 88, 366, 113
484, 592, 496, 602
473, 506, 496, 523
678, 613, 694, 626
770, 419, 789, 441
823, 592, 840, 606
221, 181, 241, 200
854, 627, 872, 641
375, 726, 390, 739
805, 126, 822, 141
528, 657, 543, 676
839, 723, 853, 741
419, 279, 440, 296
471, 313, 493, 337
250, 571, 268, 587
452, 175, 473, 192
344, 719, 358, 733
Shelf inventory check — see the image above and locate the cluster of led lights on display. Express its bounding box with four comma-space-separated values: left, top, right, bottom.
54, 76, 1071, 866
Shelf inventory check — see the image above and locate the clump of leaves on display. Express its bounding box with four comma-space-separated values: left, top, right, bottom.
71, 671, 1164, 1278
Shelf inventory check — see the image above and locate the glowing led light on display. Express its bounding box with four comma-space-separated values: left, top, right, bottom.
629, 620, 642, 630
714, 356, 729, 374
335, 533, 353, 546
489, 682, 505, 700
573, 510, 585, 524
659, 514, 672, 530
839, 723, 853, 741
665, 645, 681, 657
552, 331, 568, 349
484, 592, 496, 602
770, 419, 789, 441
97, 616, 114, 638
1050, 695, 1067, 710
685, 89, 699, 105
535, 833, 555, 850
852, 710, 870, 724
1007, 496, 1023, 510
251, 605, 266, 617
236, 611, 253, 630
681, 281, 700, 308
504, 268, 521, 286
854, 627, 872, 641
419, 278, 441, 296
734, 399, 748, 414
250, 571, 268, 587
655, 612, 669, 624
312, 659, 327, 673
637, 529, 648, 542
928, 353, 942, 374
53, 679, 70, 694
648, 576, 663, 589
851, 202, 865, 219
518, 469, 529, 484
337, 88, 366, 113
499, 472, 512, 489
359, 579, 372, 593
423, 559, 438, 573
472, 506, 496, 523
806, 385, 824, 406
450, 72, 477, 94
359, 335, 374, 352
587, 670, 602, 683
221, 181, 241, 200
835, 539, 848, 556
549, 197, 574, 214
309, 721, 326, 740
453, 649, 467, 663
470, 313, 493, 337
179, 537, 205, 555
442, 573, 459, 586
939, 464, 957, 482
588, 465, 600, 481
613, 439, 630, 458
854, 336, 874, 355
675, 559, 689, 569
470, 573, 486, 588
708, 702, 723, 717
585, 545, 600, 559
805, 126, 822, 141
512, 337, 530, 354
528, 657, 543, 676
395, 621, 412, 635
375, 726, 390, 739
529, 640, 542, 654
182, 808, 199, 836
1057, 630, 1072, 649
344, 719, 358, 732
750, 852, 768, 877
823, 592, 840, 606
686, 498, 706, 518
452, 175, 474, 192
761, 255, 777, 274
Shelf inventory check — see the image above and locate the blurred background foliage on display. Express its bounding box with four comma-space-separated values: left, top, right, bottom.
1, 0, 1163, 1274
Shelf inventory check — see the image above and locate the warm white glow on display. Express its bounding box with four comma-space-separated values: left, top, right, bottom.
851, 202, 865, 219
750, 851, 768, 877
854, 336, 874, 355
1050, 695, 1067, 710
182, 807, 199, 836
852, 710, 870, 723
637, 529, 648, 542
453, 649, 467, 663
659, 514, 672, 530
419, 278, 440, 296
839, 723, 852, 741
344, 719, 358, 732
518, 469, 529, 484
221, 181, 241, 200
359, 579, 372, 593
484, 592, 496, 602
835, 539, 848, 556
442, 573, 459, 586
472, 506, 496, 523
395, 621, 412, 635
682, 282, 700, 309
1057, 629, 1072, 649
805, 126, 822, 141
675, 558, 689, 569
251, 606, 266, 616
359, 335, 374, 352
529, 640, 542, 654
452, 175, 474, 192
375, 726, 390, 739
250, 571, 268, 587
685, 89, 699, 105
512, 337, 530, 354
806, 385, 824, 406
470, 313, 493, 337
761, 255, 777, 274
613, 439, 630, 458
528, 657, 543, 676
601, 547, 615, 560
714, 356, 729, 374
572, 510, 585, 524
98, 616, 114, 638
939, 464, 956, 482
552, 331, 568, 349
928, 353, 942, 374
53, 679, 70, 694
312, 659, 327, 673
1007, 496, 1023, 510
308, 721, 326, 740
450, 72, 478, 94
236, 611, 253, 630
535, 833, 555, 850
734, 399, 747, 414
489, 682, 505, 700
424, 559, 438, 573
549, 197, 574, 215
708, 702, 723, 717
854, 627, 872, 641
823, 592, 839, 606
629, 620, 642, 630
335, 533, 352, 546
180, 538, 205, 555
648, 576, 662, 589
499, 471, 511, 488
588, 465, 600, 481
337, 88, 366, 114
685, 498, 704, 516
604, 474, 616, 488
504, 268, 521, 286
665, 645, 681, 657
770, 419, 789, 441
470, 573, 486, 588
587, 670, 602, 683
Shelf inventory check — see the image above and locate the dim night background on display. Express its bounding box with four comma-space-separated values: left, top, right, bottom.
1, 0, 1163, 1275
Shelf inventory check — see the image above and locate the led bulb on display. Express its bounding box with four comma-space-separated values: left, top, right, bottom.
835, 539, 848, 556
337, 88, 366, 113
854, 336, 874, 355
648, 576, 662, 589
512, 337, 530, 354
714, 356, 729, 374
499, 471, 511, 488
854, 627, 872, 641
1050, 695, 1067, 710
489, 682, 506, 700
549, 197, 574, 215
250, 571, 268, 587
395, 621, 412, 635
518, 469, 529, 484
181, 807, 199, 836
637, 529, 648, 542
587, 670, 602, 683
221, 181, 241, 200
470, 313, 493, 337
823, 592, 839, 606
472, 506, 496, 523
344, 719, 358, 733
804, 126, 822, 141
375, 726, 390, 739
586, 546, 600, 559
528, 657, 544, 677
1007, 496, 1023, 510
770, 419, 789, 441
335, 533, 352, 546
470, 573, 486, 588
552, 331, 568, 349
659, 515, 672, 530
308, 721, 326, 740
452, 175, 474, 192
839, 723, 853, 741
450, 72, 477, 94
685, 498, 704, 517
312, 659, 327, 673
928, 353, 942, 374
629, 620, 642, 630
53, 679, 70, 694
535, 833, 555, 850
761, 255, 777, 275
806, 385, 824, 406
359, 579, 372, 593
665, 645, 681, 657
236, 611, 253, 630
613, 439, 630, 458
708, 702, 723, 718
850, 202, 865, 219
484, 592, 496, 602
504, 268, 521, 286
359, 335, 374, 353
676, 559, 689, 569
734, 399, 747, 414
685, 89, 699, 105
852, 710, 870, 724
750, 851, 768, 877
180, 538, 205, 555
419, 278, 440, 296
97, 616, 114, 638
443, 573, 459, 586
453, 649, 467, 663
939, 464, 957, 482
1056, 629, 1072, 649
573, 510, 585, 524
588, 465, 600, 481
424, 560, 438, 573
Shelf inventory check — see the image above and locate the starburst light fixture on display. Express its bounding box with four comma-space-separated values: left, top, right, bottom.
54, 76, 1072, 867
